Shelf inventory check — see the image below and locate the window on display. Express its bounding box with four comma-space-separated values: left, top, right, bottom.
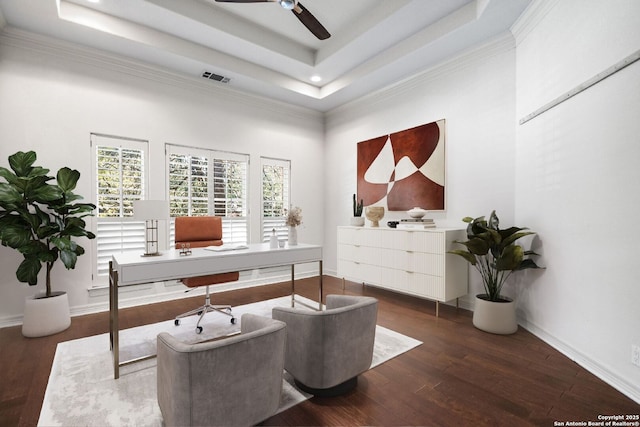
91, 134, 148, 280
261, 157, 290, 242
167, 144, 248, 245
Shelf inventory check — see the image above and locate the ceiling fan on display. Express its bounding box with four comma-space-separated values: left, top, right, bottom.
214, 0, 331, 40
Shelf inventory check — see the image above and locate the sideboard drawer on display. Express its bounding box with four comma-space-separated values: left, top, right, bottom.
337, 226, 468, 314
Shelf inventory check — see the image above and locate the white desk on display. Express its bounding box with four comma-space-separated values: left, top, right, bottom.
109, 242, 323, 379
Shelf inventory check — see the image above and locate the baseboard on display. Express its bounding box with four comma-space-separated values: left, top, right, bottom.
518, 318, 640, 404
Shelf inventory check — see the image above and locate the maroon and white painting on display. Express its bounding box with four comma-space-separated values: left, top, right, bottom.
357, 119, 445, 211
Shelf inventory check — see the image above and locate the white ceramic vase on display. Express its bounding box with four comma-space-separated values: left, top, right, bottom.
472, 294, 518, 335
22, 291, 71, 338
350, 217, 365, 226
288, 226, 298, 246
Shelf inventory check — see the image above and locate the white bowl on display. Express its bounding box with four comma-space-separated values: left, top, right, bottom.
407, 207, 427, 218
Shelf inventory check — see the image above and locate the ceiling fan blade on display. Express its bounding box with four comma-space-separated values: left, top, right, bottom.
292, 2, 330, 40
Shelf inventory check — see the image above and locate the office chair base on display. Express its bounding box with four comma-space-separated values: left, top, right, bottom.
175, 304, 235, 333
174, 284, 235, 333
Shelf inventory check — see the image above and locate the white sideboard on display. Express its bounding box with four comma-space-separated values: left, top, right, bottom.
337, 226, 468, 316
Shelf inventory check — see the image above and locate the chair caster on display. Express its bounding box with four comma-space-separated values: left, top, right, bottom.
196, 326, 203, 334
231, 317, 237, 324
174, 319, 180, 326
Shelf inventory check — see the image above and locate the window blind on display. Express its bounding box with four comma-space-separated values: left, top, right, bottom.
261, 157, 291, 242
166, 144, 249, 246
91, 134, 148, 279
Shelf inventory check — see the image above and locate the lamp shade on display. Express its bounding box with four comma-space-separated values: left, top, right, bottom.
133, 200, 169, 221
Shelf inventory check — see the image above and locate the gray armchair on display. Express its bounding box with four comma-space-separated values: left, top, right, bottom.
157, 314, 286, 426
272, 294, 378, 397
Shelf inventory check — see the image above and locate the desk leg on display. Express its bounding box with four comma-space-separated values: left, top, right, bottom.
291, 261, 323, 311
109, 261, 120, 379
291, 264, 295, 308
318, 260, 323, 311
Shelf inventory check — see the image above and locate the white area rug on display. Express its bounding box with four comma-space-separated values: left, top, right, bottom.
38, 296, 422, 426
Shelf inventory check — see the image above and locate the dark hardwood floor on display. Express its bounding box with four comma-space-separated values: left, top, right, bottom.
1, 276, 638, 426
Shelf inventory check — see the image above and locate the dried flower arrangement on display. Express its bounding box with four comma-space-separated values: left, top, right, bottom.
286, 206, 303, 227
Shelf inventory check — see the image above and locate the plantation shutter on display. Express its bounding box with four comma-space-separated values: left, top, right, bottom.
91, 134, 148, 281
261, 157, 291, 242
166, 145, 248, 246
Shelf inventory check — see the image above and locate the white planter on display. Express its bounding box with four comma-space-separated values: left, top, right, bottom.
22, 291, 71, 338
472, 294, 518, 335
349, 217, 364, 226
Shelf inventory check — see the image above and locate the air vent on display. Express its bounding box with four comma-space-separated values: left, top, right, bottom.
202, 71, 230, 83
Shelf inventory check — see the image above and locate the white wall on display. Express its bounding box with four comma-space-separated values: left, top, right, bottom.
324, 33, 519, 310
513, 0, 640, 402
0, 31, 324, 323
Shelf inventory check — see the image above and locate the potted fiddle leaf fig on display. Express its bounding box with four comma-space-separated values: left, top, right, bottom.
0, 151, 96, 337
449, 211, 542, 334
350, 194, 364, 226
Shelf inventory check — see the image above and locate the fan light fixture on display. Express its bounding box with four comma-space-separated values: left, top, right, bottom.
279, 0, 295, 10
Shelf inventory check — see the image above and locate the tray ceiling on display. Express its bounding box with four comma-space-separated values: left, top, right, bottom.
0, 0, 531, 111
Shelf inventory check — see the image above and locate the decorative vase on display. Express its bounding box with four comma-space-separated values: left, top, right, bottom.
22, 291, 71, 338
472, 294, 518, 335
288, 226, 298, 246
365, 206, 384, 227
350, 217, 365, 226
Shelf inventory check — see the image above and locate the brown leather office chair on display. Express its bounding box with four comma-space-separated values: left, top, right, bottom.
173, 216, 240, 333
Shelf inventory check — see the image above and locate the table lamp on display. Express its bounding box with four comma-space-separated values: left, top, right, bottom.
133, 200, 169, 256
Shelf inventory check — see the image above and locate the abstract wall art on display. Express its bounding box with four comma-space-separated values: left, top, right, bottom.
357, 119, 445, 211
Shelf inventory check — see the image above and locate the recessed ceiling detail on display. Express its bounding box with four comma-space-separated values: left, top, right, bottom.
0, 0, 532, 112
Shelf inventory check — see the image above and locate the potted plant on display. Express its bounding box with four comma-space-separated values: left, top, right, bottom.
0, 151, 96, 337
448, 210, 542, 334
350, 194, 364, 226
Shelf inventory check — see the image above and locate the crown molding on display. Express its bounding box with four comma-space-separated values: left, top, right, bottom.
326, 31, 516, 123
0, 27, 322, 123
511, 0, 560, 46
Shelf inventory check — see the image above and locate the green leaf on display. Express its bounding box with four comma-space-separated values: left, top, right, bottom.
469, 217, 487, 236
16, 257, 41, 285
448, 249, 477, 265
8, 151, 37, 177
501, 231, 535, 248
0, 166, 19, 185
459, 237, 490, 255
31, 184, 63, 202
517, 258, 542, 270
56, 167, 80, 192
51, 236, 72, 251
0, 224, 32, 248
0, 183, 23, 204
28, 166, 51, 178
496, 245, 524, 271
60, 249, 78, 269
